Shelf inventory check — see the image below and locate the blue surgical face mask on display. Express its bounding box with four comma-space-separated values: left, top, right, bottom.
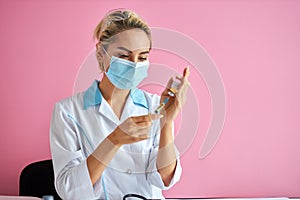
103, 49, 149, 90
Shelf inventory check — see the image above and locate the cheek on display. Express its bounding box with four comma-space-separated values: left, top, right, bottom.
102, 57, 111, 72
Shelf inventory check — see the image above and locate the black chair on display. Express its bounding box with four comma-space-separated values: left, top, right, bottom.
19, 159, 62, 200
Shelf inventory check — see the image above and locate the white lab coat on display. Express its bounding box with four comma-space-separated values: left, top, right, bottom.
50, 80, 182, 200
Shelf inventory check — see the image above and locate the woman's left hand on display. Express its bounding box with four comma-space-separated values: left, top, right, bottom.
160, 66, 190, 123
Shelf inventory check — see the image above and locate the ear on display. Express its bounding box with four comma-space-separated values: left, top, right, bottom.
95, 43, 105, 72
95, 43, 105, 62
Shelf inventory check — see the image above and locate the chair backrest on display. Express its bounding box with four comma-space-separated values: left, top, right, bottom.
19, 159, 61, 200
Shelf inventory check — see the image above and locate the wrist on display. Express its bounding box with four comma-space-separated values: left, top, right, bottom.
160, 119, 173, 132
107, 131, 122, 148
161, 118, 173, 127
159, 120, 174, 145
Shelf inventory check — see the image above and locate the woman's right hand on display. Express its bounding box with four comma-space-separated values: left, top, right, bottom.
107, 114, 163, 147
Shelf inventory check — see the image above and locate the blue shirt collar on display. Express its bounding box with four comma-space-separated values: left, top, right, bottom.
83, 80, 148, 109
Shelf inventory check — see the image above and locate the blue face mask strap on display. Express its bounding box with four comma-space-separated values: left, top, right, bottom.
101, 46, 112, 72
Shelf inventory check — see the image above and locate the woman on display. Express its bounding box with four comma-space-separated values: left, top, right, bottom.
50, 9, 190, 199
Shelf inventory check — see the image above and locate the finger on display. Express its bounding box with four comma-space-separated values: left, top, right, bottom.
129, 132, 149, 141
136, 121, 152, 127
134, 115, 163, 124
183, 66, 190, 78
131, 115, 152, 123
131, 114, 163, 123
166, 77, 174, 89
175, 67, 190, 81
122, 125, 149, 138
149, 113, 164, 120
176, 75, 182, 81
176, 67, 191, 90
136, 134, 149, 140
132, 127, 150, 138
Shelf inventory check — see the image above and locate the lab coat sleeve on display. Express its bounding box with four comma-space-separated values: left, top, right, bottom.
49, 102, 96, 200
146, 123, 182, 190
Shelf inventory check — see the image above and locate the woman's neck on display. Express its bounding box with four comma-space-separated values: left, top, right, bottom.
99, 75, 130, 107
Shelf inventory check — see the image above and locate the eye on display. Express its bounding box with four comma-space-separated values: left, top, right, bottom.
138, 57, 148, 61
119, 54, 129, 59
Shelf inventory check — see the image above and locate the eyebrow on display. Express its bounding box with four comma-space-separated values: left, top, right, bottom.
117, 47, 149, 55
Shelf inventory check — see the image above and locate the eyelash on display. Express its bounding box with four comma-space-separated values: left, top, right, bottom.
119, 55, 147, 61
119, 55, 129, 58
138, 57, 147, 61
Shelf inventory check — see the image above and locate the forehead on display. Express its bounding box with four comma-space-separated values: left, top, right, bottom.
108, 29, 151, 52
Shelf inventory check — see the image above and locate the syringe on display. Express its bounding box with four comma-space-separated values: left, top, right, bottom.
154, 80, 180, 114
154, 97, 170, 114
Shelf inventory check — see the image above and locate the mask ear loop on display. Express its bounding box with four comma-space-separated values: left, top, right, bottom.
99, 45, 112, 73
96, 42, 107, 73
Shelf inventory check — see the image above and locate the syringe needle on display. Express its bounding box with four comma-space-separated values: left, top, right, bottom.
154, 97, 169, 114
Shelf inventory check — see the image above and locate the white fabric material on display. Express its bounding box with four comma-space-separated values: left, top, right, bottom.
50, 81, 182, 200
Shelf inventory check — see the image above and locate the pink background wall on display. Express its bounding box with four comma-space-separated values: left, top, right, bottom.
1, 0, 300, 198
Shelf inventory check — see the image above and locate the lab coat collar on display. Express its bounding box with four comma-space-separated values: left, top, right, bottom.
83, 80, 148, 109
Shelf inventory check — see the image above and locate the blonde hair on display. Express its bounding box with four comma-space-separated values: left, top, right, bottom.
94, 9, 152, 71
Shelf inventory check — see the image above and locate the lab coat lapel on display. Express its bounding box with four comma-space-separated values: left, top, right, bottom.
98, 97, 120, 125
120, 95, 148, 123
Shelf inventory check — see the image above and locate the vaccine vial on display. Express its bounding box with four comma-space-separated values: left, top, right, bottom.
168, 80, 180, 96
154, 79, 180, 114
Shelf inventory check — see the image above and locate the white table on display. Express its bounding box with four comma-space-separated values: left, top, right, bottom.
167, 198, 298, 200
1, 196, 298, 200
0, 197, 40, 200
